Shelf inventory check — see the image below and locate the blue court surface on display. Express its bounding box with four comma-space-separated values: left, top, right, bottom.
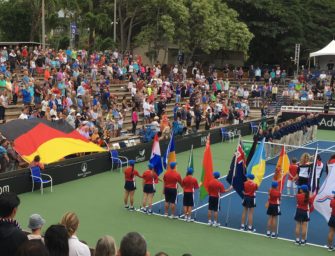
146, 140, 335, 248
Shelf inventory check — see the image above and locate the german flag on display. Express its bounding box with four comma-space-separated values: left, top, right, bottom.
0, 119, 106, 164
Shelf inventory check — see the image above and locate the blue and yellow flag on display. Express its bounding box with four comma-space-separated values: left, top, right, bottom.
163, 133, 176, 171
246, 138, 266, 186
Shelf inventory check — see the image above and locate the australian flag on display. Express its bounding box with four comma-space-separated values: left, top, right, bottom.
226, 142, 247, 198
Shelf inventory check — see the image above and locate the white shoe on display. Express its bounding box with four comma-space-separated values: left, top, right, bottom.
208, 220, 212, 226
213, 222, 220, 227
248, 226, 256, 232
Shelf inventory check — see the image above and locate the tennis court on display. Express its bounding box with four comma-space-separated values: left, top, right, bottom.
150, 140, 335, 247
15, 131, 335, 255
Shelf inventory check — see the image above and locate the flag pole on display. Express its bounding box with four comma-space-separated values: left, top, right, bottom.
305, 147, 318, 241
188, 144, 194, 167
164, 131, 174, 170
276, 144, 286, 235
225, 135, 241, 226
310, 147, 319, 194
194, 191, 200, 221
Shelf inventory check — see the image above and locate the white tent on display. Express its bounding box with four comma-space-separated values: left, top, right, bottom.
309, 40, 335, 70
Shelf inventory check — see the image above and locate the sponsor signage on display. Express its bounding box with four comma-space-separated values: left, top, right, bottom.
319, 117, 335, 128
135, 149, 146, 162
200, 136, 207, 146
0, 185, 9, 194
77, 162, 92, 178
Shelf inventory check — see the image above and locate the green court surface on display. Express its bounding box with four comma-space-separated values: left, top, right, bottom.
15, 130, 334, 256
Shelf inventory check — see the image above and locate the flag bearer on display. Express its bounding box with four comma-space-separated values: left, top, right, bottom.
266, 181, 281, 238
182, 167, 200, 222
287, 158, 298, 195
294, 184, 314, 245
163, 162, 182, 219
207, 172, 232, 227
123, 160, 142, 211
241, 173, 258, 231
141, 163, 160, 215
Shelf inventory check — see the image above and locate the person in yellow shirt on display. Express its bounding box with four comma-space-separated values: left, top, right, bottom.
160, 111, 170, 139
271, 84, 278, 101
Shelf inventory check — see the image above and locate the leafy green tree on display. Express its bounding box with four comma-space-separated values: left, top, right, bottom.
0, 0, 33, 41
226, 0, 335, 66
135, 0, 253, 64
185, 0, 253, 63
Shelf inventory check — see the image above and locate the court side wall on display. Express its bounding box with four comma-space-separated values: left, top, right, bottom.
0, 118, 273, 195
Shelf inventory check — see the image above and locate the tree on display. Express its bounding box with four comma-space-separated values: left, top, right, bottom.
0, 1, 33, 41
185, 0, 253, 64
135, 0, 253, 64
134, 0, 189, 63
225, 0, 335, 66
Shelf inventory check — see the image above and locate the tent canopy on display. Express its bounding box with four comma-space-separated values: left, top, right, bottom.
310, 40, 335, 57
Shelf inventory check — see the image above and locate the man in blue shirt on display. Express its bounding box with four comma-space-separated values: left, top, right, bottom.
0, 139, 9, 173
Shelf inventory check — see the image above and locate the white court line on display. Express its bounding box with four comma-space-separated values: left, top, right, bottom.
143, 210, 325, 249
318, 143, 335, 154
256, 190, 295, 198
189, 219, 325, 249
313, 139, 335, 144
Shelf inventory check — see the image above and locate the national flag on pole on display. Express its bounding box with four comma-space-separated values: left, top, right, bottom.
242, 141, 253, 160
149, 134, 163, 175
273, 146, 290, 192
314, 161, 335, 222
226, 142, 246, 198
246, 138, 258, 166
188, 145, 194, 170
163, 133, 176, 171
200, 136, 214, 200
246, 138, 266, 186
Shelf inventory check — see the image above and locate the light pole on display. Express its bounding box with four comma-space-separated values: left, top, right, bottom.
42, 0, 46, 49
113, 0, 117, 43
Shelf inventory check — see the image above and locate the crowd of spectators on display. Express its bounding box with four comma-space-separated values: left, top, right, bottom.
0, 45, 333, 172
0, 192, 190, 256
0, 45, 259, 146
279, 70, 335, 104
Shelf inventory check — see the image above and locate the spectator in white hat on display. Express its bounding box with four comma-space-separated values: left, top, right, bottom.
27, 213, 46, 242
66, 109, 76, 128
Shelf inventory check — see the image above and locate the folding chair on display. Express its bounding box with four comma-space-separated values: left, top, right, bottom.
30, 166, 53, 195
112, 143, 120, 149
221, 127, 234, 142
128, 139, 136, 146
110, 150, 128, 172
119, 141, 127, 149
250, 121, 259, 135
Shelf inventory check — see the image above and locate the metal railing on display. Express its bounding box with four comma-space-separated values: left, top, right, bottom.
281, 105, 335, 113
